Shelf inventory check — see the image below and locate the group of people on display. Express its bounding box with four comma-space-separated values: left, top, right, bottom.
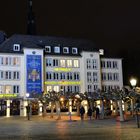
79, 105, 100, 120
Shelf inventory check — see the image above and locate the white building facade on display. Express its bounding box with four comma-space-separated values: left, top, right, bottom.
0, 34, 123, 117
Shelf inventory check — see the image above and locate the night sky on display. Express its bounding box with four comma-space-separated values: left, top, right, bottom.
0, 0, 140, 86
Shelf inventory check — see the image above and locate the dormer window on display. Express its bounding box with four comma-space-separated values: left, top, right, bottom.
63, 47, 69, 54
13, 44, 20, 51
45, 46, 51, 53
72, 48, 78, 54
54, 47, 60, 53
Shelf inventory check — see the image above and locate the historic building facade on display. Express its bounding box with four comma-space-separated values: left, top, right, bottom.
0, 34, 123, 117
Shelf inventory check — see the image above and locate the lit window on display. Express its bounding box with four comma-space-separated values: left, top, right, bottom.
63, 47, 69, 54
53, 86, 59, 92
72, 48, 78, 54
13, 57, 20, 66
46, 86, 52, 93
60, 60, 66, 67
5, 85, 12, 93
73, 60, 79, 67
67, 60, 72, 67
13, 44, 20, 51
54, 47, 60, 53
45, 46, 51, 53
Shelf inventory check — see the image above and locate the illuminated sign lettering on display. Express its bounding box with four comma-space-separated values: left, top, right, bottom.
45, 81, 81, 85
0, 94, 18, 98
54, 68, 72, 72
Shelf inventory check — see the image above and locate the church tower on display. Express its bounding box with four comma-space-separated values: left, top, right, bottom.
27, 0, 36, 35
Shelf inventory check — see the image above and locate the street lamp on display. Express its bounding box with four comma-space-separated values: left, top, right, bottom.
130, 78, 137, 87
26, 93, 30, 120
130, 78, 139, 128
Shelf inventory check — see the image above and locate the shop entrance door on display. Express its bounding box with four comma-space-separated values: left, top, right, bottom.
0, 100, 6, 116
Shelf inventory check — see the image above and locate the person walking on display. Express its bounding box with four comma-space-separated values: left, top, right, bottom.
87, 107, 92, 120
95, 107, 100, 119
80, 105, 85, 120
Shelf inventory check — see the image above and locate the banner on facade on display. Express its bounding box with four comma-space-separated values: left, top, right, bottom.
26, 55, 42, 96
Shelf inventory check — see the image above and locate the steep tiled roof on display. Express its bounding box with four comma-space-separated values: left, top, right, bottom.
0, 34, 97, 55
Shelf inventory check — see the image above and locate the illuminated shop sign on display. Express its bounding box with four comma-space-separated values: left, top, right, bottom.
45, 81, 81, 85
54, 68, 72, 72
0, 94, 17, 98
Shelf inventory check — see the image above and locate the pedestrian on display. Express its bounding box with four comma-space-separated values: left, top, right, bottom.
95, 107, 100, 119
87, 107, 92, 120
80, 105, 85, 120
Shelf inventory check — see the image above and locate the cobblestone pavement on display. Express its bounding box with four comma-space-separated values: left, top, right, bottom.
0, 115, 140, 140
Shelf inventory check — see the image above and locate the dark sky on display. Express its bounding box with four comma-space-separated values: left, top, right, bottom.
0, 0, 140, 85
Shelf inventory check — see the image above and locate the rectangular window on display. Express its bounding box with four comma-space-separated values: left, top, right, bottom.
54, 47, 60, 53
87, 85, 92, 92
46, 58, 52, 66
45, 46, 51, 53
74, 72, 80, 80
108, 73, 113, 81
13, 44, 20, 51
46, 86, 52, 93
5, 85, 12, 93
114, 73, 119, 81
13, 71, 20, 80
53, 59, 59, 67
67, 60, 72, 67
0, 71, 4, 79
101, 61, 106, 68
0, 57, 4, 65
53, 73, 59, 80
63, 47, 69, 54
72, 48, 78, 54
113, 61, 118, 69
87, 72, 92, 83
73, 60, 79, 67
5, 71, 9, 79
86, 59, 91, 69
93, 72, 98, 82
102, 73, 107, 81
92, 59, 97, 69
13, 57, 20, 66
60, 60, 66, 67
53, 86, 59, 92
46, 72, 52, 80
67, 86, 73, 92
93, 85, 98, 91
13, 85, 20, 93
8, 57, 12, 65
